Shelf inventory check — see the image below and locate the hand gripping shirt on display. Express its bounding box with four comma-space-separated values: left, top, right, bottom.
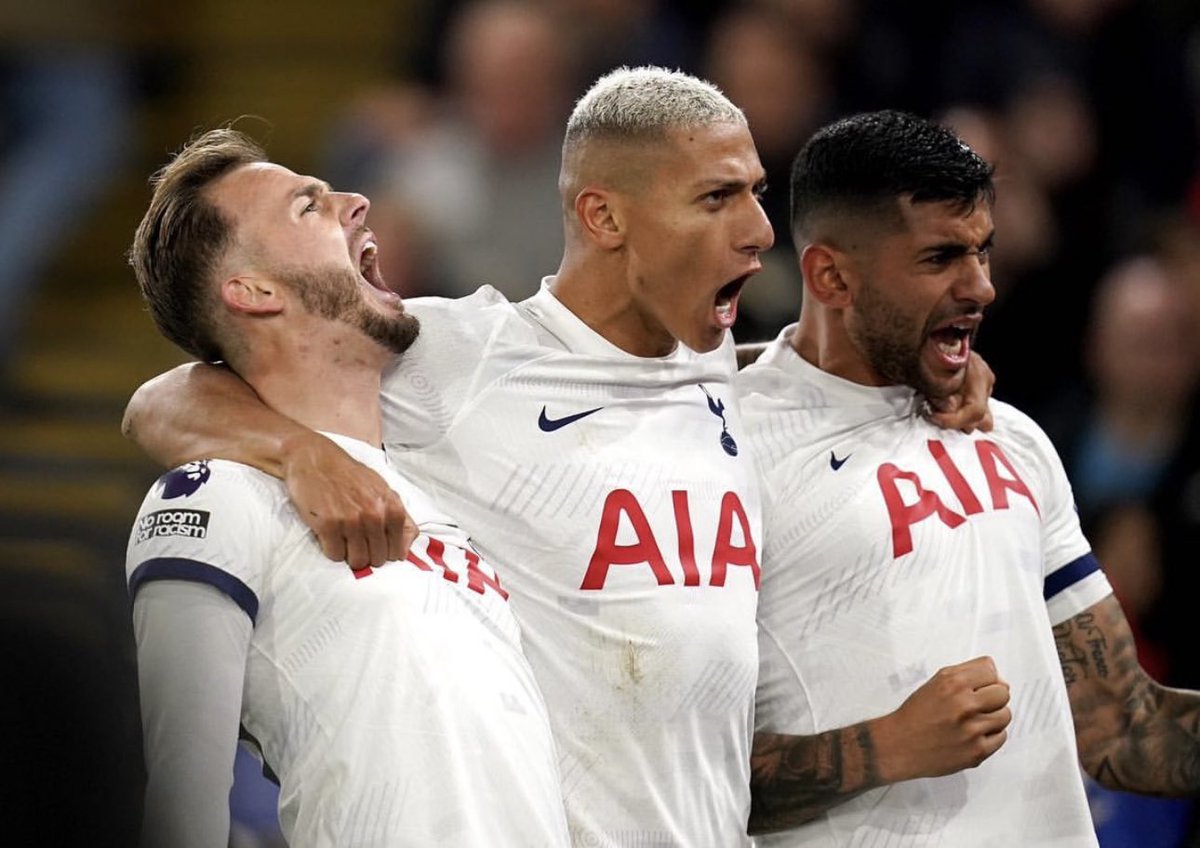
737, 330, 1112, 848
126, 434, 569, 848
382, 283, 763, 847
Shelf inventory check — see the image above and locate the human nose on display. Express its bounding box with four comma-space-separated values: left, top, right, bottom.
739, 195, 774, 254
336, 191, 370, 227
957, 254, 995, 307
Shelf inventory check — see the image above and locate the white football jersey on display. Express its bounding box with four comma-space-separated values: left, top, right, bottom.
738, 330, 1111, 848
126, 434, 569, 848
384, 283, 763, 847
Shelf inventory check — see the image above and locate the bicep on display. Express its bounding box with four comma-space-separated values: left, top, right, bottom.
134, 580, 252, 848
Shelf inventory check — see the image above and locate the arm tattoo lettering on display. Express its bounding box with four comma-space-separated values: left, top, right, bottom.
748, 724, 880, 834
1058, 595, 1200, 795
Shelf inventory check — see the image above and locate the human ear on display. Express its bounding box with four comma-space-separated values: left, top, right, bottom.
800, 243, 853, 309
220, 275, 284, 316
575, 187, 624, 250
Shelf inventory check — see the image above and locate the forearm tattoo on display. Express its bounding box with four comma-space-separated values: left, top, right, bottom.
1055, 596, 1200, 795
748, 724, 880, 834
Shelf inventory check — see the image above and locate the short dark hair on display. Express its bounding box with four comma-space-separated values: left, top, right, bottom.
129, 128, 267, 361
790, 110, 994, 243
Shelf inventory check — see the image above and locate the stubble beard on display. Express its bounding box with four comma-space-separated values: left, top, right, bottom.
850, 281, 954, 402
275, 264, 420, 356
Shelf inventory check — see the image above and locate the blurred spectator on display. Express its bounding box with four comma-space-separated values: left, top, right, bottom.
1044, 256, 1197, 642
1146, 212, 1200, 693
0, 6, 133, 381
322, 0, 579, 300
1148, 207, 1200, 846
406, 0, 720, 92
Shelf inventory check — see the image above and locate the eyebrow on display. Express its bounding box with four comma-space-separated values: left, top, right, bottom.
291, 180, 333, 202
920, 229, 995, 258
693, 176, 769, 194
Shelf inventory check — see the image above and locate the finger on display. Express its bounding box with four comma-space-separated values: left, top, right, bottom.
383, 495, 415, 561
978, 728, 1008, 760
313, 518, 348, 564
971, 682, 1011, 713
344, 525, 370, 571
973, 705, 1013, 734
363, 509, 390, 567
398, 516, 418, 559
944, 655, 1000, 689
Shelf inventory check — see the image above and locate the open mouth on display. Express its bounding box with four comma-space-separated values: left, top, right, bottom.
714, 276, 748, 329
357, 235, 400, 305
926, 316, 979, 369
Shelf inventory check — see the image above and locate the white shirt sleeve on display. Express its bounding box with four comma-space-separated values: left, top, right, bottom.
993, 404, 1113, 624
134, 580, 252, 848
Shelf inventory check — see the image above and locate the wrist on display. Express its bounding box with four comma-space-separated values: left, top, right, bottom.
864, 713, 908, 786
276, 427, 329, 481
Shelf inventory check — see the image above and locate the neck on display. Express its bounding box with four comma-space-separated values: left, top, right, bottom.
791, 303, 884, 385
549, 253, 676, 357
238, 332, 387, 448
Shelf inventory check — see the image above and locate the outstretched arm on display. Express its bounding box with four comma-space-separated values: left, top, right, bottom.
123, 362, 416, 568
749, 656, 1010, 834
1056, 593, 1200, 795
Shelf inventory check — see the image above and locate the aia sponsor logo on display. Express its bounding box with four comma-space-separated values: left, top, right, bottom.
581, 488, 759, 590
157, 461, 212, 499
136, 508, 211, 544
879, 438, 1038, 557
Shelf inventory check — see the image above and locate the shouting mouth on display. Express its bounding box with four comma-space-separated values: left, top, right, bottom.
926, 314, 980, 371
714, 275, 749, 329
357, 234, 401, 307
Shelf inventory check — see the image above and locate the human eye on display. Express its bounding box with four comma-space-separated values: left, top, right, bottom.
302, 198, 319, 214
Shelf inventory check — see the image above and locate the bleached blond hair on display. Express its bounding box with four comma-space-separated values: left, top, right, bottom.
563, 66, 745, 152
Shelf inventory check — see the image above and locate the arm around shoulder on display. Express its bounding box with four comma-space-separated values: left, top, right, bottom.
123, 362, 416, 568
123, 361, 302, 475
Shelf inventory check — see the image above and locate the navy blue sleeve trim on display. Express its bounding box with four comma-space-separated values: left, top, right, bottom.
1043, 552, 1100, 601
129, 557, 259, 624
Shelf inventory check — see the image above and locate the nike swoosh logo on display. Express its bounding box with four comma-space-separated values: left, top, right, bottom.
538, 405, 603, 432
830, 450, 851, 470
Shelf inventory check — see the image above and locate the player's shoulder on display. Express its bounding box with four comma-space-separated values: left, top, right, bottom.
406, 286, 532, 339
136, 459, 285, 517
988, 399, 1052, 441
982, 399, 1063, 468
391, 286, 542, 372
127, 459, 292, 594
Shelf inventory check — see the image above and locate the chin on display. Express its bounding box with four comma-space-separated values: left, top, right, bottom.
685, 326, 727, 354
921, 368, 967, 403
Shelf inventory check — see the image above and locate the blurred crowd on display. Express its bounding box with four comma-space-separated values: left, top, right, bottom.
2, 0, 1199, 845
